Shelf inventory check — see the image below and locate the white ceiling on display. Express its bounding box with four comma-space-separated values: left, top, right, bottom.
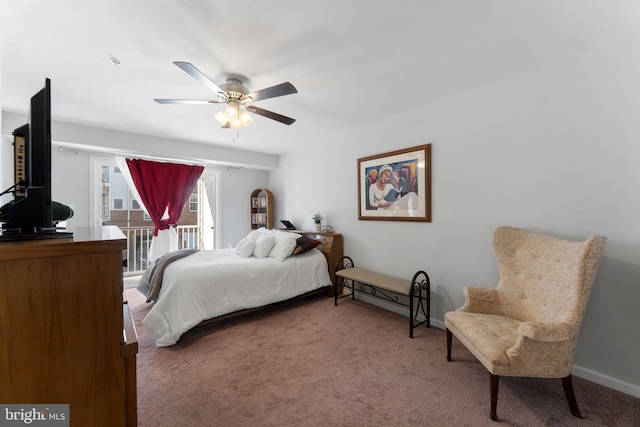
2, 1, 639, 155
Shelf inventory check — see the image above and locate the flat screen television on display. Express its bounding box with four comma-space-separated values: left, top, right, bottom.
0, 78, 70, 239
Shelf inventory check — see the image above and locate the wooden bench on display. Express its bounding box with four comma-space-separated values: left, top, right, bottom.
334, 256, 430, 338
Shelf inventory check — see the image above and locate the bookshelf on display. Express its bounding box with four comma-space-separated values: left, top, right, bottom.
250, 188, 273, 229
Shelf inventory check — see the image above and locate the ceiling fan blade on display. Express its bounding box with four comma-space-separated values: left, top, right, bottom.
173, 61, 227, 98
246, 82, 297, 102
246, 105, 296, 125
154, 99, 220, 104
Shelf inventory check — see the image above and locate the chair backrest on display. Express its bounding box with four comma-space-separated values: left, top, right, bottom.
491, 227, 606, 333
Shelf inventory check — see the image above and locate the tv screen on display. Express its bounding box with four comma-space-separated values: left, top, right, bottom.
29, 78, 52, 198
1, 79, 54, 235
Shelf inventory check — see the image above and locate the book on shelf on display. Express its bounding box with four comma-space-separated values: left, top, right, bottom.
251, 213, 267, 225
251, 197, 268, 208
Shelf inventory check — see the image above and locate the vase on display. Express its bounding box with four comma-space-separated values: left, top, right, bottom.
315, 223, 321, 233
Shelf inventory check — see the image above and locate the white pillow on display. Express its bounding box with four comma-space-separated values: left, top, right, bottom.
253, 234, 276, 258
235, 238, 255, 258
268, 231, 302, 262
246, 229, 264, 242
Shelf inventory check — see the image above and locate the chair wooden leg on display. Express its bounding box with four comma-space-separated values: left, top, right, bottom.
562, 375, 582, 418
490, 373, 499, 421
446, 328, 452, 361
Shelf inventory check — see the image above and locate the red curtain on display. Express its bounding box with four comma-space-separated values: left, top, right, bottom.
126, 159, 204, 236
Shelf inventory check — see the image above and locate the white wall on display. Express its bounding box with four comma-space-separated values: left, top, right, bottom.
0, 136, 11, 207
270, 39, 640, 396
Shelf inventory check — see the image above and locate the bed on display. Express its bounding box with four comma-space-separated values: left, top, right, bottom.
138, 230, 343, 347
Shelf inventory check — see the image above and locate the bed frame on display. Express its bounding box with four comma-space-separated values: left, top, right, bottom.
197, 232, 343, 327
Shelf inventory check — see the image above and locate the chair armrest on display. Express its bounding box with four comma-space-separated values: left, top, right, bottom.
506, 325, 575, 370
517, 321, 573, 342
458, 286, 498, 313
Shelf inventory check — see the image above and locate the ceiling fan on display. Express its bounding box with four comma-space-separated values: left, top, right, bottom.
154, 61, 297, 129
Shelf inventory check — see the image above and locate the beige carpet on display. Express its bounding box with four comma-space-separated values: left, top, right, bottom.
126, 288, 640, 426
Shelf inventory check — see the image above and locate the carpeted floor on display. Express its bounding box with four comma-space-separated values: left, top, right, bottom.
126, 288, 640, 426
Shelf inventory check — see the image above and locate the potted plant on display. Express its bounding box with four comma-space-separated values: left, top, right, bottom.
313, 212, 323, 232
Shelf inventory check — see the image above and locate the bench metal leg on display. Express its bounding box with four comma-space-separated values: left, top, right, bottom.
334, 256, 355, 306
410, 288, 415, 338
409, 270, 431, 338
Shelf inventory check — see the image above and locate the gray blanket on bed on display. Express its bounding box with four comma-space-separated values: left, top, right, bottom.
137, 248, 199, 303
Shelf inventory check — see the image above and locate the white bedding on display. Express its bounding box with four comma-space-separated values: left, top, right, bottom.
141, 247, 332, 347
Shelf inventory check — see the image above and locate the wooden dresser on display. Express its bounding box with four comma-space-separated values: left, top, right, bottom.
0, 226, 137, 426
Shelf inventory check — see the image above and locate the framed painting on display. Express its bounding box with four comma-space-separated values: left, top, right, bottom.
358, 144, 431, 222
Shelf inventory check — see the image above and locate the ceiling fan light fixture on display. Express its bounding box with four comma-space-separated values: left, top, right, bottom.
239, 109, 253, 126
224, 105, 238, 119
214, 110, 228, 127
215, 103, 253, 129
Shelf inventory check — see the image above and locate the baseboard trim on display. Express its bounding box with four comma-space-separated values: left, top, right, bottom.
352, 293, 640, 398
572, 365, 640, 398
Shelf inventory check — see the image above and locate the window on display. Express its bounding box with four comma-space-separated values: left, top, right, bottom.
101, 187, 110, 220
189, 193, 198, 212
102, 166, 111, 183
113, 198, 124, 210
131, 199, 141, 210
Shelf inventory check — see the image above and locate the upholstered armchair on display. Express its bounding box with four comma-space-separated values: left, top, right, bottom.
444, 226, 607, 421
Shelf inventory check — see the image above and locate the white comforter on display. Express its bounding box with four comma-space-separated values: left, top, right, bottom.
141, 248, 332, 347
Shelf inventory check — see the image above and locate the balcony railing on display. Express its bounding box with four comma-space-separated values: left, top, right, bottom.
120, 225, 201, 276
